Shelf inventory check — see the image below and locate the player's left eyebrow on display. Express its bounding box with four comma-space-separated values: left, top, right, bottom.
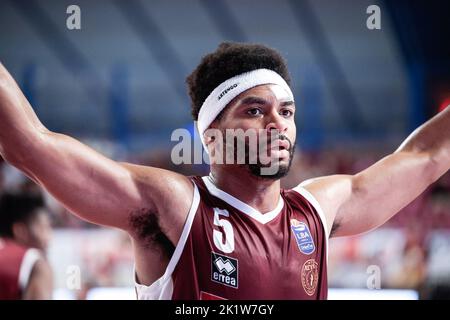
239, 97, 295, 108
280, 100, 295, 108
240, 96, 268, 106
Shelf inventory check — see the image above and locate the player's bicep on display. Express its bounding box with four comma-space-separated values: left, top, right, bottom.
17, 131, 144, 230
332, 151, 437, 237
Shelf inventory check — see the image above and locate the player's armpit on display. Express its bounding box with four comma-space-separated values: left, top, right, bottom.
121, 163, 194, 245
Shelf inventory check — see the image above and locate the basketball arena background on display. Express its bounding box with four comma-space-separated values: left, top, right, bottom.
0, 0, 449, 300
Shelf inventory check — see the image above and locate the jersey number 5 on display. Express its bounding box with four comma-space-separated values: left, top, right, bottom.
213, 208, 235, 253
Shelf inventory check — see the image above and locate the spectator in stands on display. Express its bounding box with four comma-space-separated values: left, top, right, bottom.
0, 192, 53, 299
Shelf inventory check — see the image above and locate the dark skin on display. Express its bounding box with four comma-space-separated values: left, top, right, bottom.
207, 85, 296, 214
1, 62, 449, 287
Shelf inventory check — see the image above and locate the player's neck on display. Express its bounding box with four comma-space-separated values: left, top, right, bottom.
209, 166, 281, 214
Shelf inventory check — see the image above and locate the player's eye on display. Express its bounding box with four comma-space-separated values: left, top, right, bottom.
280, 109, 294, 117
247, 108, 263, 116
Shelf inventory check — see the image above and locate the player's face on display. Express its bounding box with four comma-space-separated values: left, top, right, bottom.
210, 84, 296, 179
27, 210, 52, 252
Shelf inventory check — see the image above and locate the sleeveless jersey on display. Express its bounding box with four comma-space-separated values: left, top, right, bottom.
0, 238, 41, 299
135, 175, 329, 300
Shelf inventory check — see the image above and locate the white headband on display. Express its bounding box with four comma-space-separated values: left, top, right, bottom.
197, 68, 294, 151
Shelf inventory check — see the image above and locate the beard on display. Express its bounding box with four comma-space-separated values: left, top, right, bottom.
216, 130, 295, 180
247, 148, 295, 179
210, 129, 296, 180
246, 135, 295, 180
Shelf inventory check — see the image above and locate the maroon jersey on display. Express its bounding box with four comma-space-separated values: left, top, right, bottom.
135, 175, 328, 300
0, 238, 41, 300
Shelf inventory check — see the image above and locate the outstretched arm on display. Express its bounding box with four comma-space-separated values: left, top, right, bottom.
301, 106, 450, 238
0, 62, 193, 235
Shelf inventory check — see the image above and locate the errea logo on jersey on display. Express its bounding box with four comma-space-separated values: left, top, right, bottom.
214, 257, 236, 274
211, 252, 238, 289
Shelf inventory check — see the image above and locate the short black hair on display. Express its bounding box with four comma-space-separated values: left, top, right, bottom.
0, 193, 45, 238
186, 41, 291, 120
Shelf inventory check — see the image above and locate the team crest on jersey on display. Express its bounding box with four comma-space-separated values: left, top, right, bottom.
301, 259, 319, 296
211, 252, 238, 289
290, 219, 315, 255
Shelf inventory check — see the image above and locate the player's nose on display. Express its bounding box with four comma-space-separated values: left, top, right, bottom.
265, 110, 288, 134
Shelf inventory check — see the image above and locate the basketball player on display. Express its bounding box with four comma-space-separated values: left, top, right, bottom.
0, 42, 449, 299
0, 193, 53, 299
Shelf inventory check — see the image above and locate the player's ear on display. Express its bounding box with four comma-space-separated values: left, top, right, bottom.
204, 128, 220, 148
204, 134, 216, 145
204, 132, 214, 144
204, 127, 224, 162
204, 120, 222, 144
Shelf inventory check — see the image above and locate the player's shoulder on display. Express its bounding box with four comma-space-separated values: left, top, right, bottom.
0, 238, 28, 255
283, 183, 327, 218
284, 182, 331, 237
283, 184, 314, 204
120, 162, 195, 202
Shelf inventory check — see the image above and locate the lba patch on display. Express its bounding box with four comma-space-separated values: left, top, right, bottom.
211, 252, 238, 289
290, 219, 315, 255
